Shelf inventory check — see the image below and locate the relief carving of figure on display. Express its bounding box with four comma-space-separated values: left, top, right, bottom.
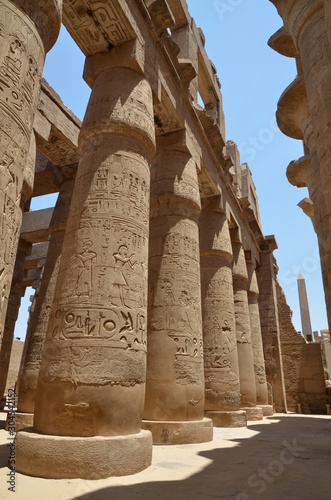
161, 280, 175, 305
72, 240, 96, 299
111, 245, 136, 306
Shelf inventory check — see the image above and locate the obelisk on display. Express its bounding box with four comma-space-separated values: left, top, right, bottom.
297, 271, 313, 341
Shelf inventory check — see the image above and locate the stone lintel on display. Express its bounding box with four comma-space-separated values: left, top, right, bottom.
62, 0, 137, 57
83, 39, 145, 88
35, 81, 81, 167
20, 209, 54, 244
194, 104, 225, 163
24, 242, 50, 270
33, 156, 59, 197
24, 269, 42, 288
33, 109, 52, 142
39, 80, 81, 149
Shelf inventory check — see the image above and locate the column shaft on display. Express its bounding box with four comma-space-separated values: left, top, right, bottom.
232, 241, 261, 420
0, 243, 28, 403
16, 176, 74, 424
33, 66, 155, 438
143, 135, 212, 443
200, 202, 246, 427
247, 260, 271, 415
257, 249, 287, 412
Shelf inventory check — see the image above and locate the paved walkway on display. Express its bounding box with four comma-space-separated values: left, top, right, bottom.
0, 412, 330, 499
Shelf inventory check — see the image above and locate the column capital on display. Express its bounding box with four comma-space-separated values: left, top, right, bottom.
11, 0, 62, 51
83, 39, 145, 88
232, 241, 248, 286
270, 0, 324, 48
79, 65, 156, 160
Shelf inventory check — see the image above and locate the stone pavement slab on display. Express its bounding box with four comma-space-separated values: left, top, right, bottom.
0, 412, 330, 500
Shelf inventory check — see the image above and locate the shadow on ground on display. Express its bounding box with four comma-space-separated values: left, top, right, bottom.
72, 416, 331, 500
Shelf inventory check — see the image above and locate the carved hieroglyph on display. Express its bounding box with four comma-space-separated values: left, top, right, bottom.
0, 0, 61, 347
0, 248, 25, 401
144, 140, 205, 421
232, 241, 257, 407
246, 261, 268, 406
200, 201, 241, 411
17, 177, 74, 414
33, 66, 155, 437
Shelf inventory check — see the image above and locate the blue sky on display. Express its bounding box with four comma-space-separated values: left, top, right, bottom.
14, 1, 328, 340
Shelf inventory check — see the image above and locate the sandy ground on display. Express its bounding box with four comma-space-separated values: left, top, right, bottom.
0, 411, 330, 500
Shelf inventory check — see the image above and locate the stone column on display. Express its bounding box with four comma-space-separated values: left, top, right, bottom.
246, 257, 273, 417
232, 237, 262, 421
17, 55, 155, 479
143, 130, 213, 444
0, 241, 28, 407
200, 197, 246, 428
0, 129, 35, 409
0, 0, 61, 346
257, 238, 287, 413
14, 172, 75, 431
272, 0, 331, 334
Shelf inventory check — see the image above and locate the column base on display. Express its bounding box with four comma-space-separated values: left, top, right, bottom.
142, 418, 213, 445
5, 411, 34, 431
16, 428, 152, 479
259, 405, 273, 417
242, 407, 264, 421
205, 410, 247, 428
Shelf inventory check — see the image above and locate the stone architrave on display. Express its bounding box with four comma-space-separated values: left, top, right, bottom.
246, 258, 273, 417
14, 174, 75, 431
0, 0, 61, 347
232, 238, 262, 421
200, 197, 246, 428
143, 131, 213, 444
16, 54, 155, 479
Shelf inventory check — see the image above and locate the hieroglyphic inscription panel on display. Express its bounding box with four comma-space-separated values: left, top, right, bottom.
149, 219, 203, 385
0, 0, 45, 339
62, 0, 136, 55
40, 145, 150, 387
201, 262, 241, 410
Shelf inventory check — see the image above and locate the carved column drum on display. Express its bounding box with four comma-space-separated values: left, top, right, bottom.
143, 136, 212, 444
200, 201, 246, 427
